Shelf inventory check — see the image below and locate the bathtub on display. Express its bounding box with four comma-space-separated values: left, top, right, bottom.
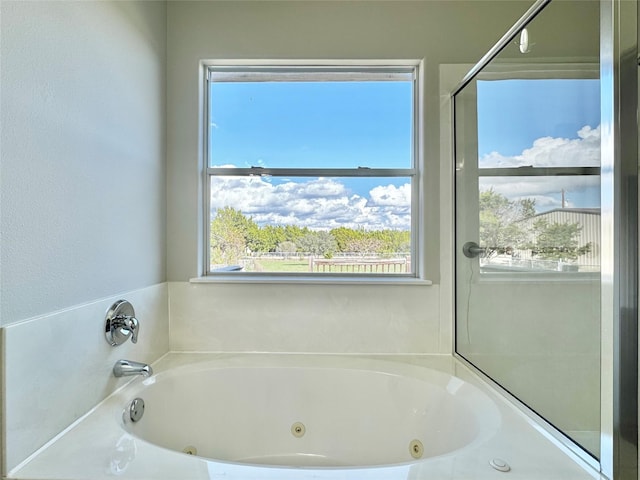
10, 354, 601, 480
123, 361, 498, 468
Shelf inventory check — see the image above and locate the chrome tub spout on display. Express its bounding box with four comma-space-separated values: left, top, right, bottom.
113, 359, 153, 378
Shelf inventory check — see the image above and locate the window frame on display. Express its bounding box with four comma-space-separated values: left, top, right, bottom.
201, 62, 423, 280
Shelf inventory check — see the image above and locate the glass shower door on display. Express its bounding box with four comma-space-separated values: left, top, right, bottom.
454, 0, 601, 459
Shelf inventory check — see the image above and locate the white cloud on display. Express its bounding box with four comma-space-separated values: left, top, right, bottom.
479, 125, 600, 168
480, 175, 599, 198
479, 175, 600, 212
210, 176, 411, 230
209, 124, 601, 229
369, 183, 411, 207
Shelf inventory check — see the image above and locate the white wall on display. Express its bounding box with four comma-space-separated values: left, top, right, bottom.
1, 0, 167, 325
169, 281, 444, 353
165, 0, 530, 354
0, 1, 169, 472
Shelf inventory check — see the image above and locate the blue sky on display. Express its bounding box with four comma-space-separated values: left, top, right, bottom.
210, 81, 412, 170
477, 79, 600, 158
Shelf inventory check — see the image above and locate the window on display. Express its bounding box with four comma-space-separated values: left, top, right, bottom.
204, 65, 419, 277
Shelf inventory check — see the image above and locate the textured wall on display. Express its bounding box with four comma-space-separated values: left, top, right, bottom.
0, 1, 167, 324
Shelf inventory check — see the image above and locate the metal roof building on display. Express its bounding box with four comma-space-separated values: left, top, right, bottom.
518, 208, 600, 270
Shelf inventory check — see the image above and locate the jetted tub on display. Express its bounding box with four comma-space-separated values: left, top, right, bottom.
9, 354, 601, 480
122, 357, 500, 468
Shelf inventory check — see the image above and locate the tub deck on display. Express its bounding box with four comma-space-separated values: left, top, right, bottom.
8, 353, 604, 480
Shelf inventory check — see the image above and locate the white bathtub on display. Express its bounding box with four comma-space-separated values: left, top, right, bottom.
123, 362, 499, 468
9, 354, 601, 480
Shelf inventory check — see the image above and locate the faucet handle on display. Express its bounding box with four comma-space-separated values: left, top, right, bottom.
105, 300, 140, 346
128, 316, 139, 344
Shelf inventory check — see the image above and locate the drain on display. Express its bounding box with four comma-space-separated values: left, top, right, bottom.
129, 398, 145, 423
409, 439, 423, 459
291, 422, 306, 438
183, 445, 198, 455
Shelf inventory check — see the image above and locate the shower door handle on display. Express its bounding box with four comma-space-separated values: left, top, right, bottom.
462, 242, 487, 258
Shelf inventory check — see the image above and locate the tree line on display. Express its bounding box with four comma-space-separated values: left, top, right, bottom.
211, 190, 593, 267
210, 206, 410, 266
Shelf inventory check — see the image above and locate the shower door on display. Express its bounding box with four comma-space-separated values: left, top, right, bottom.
453, 0, 602, 460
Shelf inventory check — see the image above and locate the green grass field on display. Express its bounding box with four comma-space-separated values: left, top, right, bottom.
251, 258, 310, 273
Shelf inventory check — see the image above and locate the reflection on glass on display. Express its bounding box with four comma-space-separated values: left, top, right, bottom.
477, 79, 600, 169
209, 176, 412, 274
454, 0, 601, 459
478, 176, 600, 273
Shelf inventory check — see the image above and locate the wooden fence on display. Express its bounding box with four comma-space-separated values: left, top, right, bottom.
309, 257, 410, 273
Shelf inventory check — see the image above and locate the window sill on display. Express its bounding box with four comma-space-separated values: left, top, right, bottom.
190, 275, 433, 286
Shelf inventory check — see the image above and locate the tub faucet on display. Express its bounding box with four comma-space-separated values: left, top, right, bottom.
113, 359, 153, 378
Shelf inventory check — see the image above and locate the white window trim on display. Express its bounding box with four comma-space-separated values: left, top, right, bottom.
200, 61, 429, 283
